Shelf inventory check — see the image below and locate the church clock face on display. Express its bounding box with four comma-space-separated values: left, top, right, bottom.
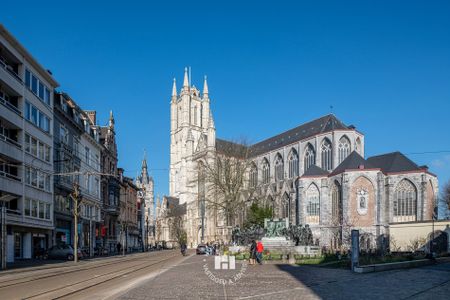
357, 188, 368, 215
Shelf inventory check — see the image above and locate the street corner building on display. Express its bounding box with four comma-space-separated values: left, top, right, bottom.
159, 68, 439, 250
0, 24, 58, 263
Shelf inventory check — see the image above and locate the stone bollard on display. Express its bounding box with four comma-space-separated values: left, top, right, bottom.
288, 252, 296, 265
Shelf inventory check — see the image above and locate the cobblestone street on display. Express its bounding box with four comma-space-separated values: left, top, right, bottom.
118, 255, 450, 300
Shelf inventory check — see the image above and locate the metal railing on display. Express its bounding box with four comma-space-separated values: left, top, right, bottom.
0, 94, 21, 115
0, 58, 23, 84
0, 170, 22, 182
0, 133, 22, 149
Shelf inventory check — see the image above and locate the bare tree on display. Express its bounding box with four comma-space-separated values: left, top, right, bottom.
407, 237, 427, 253
200, 139, 257, 226
170, 215, 187, 247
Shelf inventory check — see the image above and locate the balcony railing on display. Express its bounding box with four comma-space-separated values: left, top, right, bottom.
0, 170, 21, 182
0, 94, 21, 115
0, 57, 22, 84
0, 133, 22, 149
6, 208, 21, 216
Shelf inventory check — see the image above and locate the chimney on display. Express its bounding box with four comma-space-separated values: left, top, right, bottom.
84, 110, 97, 125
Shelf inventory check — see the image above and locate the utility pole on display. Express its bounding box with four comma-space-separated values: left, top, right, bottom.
71, 182, 82, 263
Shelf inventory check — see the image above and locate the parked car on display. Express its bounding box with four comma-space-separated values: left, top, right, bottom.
196, 244, 208, 255
46, 244, 83, 260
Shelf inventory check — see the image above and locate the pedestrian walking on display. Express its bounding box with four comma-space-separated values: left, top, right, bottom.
117, 242, 121, 254
250, 240, 257, 265
256, 240, 264, 265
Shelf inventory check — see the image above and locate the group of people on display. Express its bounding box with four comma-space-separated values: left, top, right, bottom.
249, 240, 264, 265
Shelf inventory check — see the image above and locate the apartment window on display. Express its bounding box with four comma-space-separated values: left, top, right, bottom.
31, 137, 37, 156
31, 168, 37, 187
25, 166, 51, 192
31, 75, 38, 94
44, 88, 50, 105
38, 142, 45, 160
73, 138, 79, 156
25, 69, 51, 106
45, 174, 51, 192
38, 172, 44, 189
25, 134, 50, 162
25, 101, 51, 133
95, 178, 99, 197
25, 102, 30, 119
25, 134, 30, 152
31, 200, 38, 217
24, 198, 30, 216
45, 145, 51, 162
60, 125, 68, 144
38, 82, 44, 99
25, 69, 31, 87
39, 202, 44, 219
45, 204, 51, 220
31, 106, 38, 124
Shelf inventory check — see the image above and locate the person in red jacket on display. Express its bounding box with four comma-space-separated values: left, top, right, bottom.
256, 240, 264, 265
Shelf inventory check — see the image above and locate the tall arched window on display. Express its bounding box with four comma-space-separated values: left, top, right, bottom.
249, 162, 258, 188
288, 149, 299, 178
355, 137, 362, 155
394, 179, 417, 222
321, 138, 332, 171
338, 136, 351, 164
331, 181, 342, 225
306, 184, 320, 223
262, 158, 270, 184
282, 193, 290, 220
274, 154, 284, 181
194, 105, 198, 125
304, 143, 315, 171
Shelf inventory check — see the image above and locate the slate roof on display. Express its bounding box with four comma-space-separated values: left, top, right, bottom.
215, 138, 249, 158
249, 114, 350, 157
366, 152, 423, 173
302, 165, 329, 177
330, 151, 374, 176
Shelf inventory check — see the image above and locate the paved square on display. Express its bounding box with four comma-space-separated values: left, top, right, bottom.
117, 255, 450, 299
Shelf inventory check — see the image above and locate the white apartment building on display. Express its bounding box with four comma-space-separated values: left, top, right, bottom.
0, 24, 58, 264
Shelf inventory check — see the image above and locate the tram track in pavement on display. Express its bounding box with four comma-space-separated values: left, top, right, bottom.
21, 250, 181, 300
0, 252, 164, 289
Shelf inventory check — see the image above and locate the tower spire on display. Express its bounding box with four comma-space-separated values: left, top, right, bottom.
109, 110, 115, 128
203, 75, 209, 97
141, 149, 149, 183
183, 67, 189, 89
172, 78, 177, 97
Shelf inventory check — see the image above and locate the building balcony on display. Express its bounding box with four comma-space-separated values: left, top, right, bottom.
0, 99, 22, 128
0, 169, 22, 196
0, 133, 22, 161
0, 58, 22, 94
6, 208, 22, 224
0, 89, 21, 116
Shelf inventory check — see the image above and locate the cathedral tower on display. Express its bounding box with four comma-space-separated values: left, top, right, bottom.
169, 68, 215, 204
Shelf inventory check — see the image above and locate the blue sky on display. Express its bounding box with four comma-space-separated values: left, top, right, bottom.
2, 1, 449, 206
